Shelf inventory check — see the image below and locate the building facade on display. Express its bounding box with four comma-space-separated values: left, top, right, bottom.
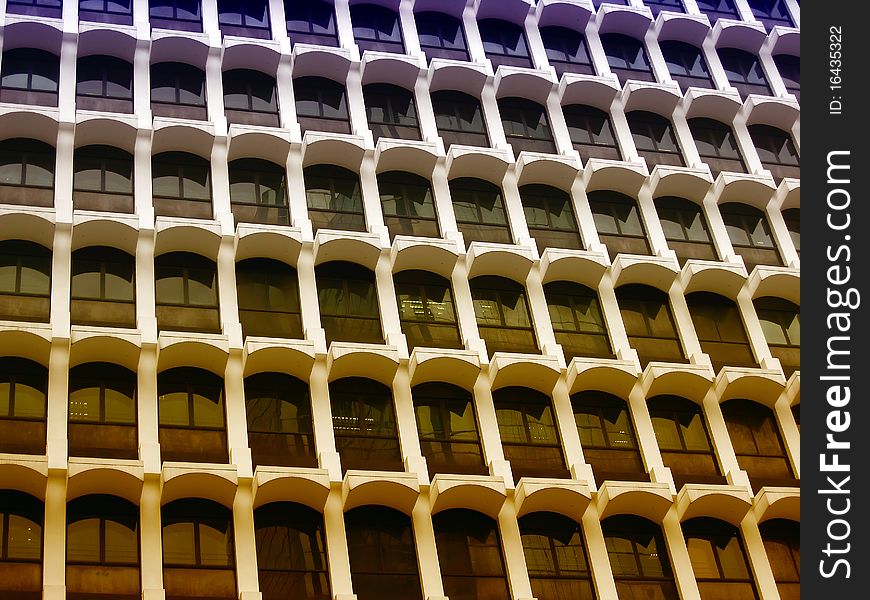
0, 0, 800, 599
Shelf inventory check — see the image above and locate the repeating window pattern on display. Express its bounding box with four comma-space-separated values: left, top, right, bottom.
563, 104, 621, 162
478, 18, 533, 69
68, 363, 138, 459
151, 62, 208, 120
151, 151, 213, 219
80, 0, 133, 25
717, 47, 772, 99
330, 377, 402, 472
748, 124, 800, 182
470, 275, 538, 356
0, 357, 48, 455
394, 270, 462, 350
350, 3, 404, 54
73, 145, 135, 213
520, 512, 597, 600
688, 118, 747, 177
236, 258, 302, 339
416, 11, 468, 63
0, 48, 60, 106
760, 519, 800, 600
245, 373, 316, 468
149, 0, 203, 32
379, 171, 439, 239
654, 196, 719, 264
285, 0, 338, 47
626, 110, 685, 168
544, 281, 613, 361
229, 158, 289, 225
304, 165, 366, 233
294, 76, 351, 135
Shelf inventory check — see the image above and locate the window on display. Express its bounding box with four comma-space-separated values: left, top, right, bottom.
600, 33, 655, 85
304, 164, 366, 233
616, 284, 686, 366
345, 506, 422, 600
236, 258, 302, 339
563, 104, 621, 162
470, 276, 538, 356
688, 118, 746, 177
0, 491, 43, 599
294, 76, 351, 134
68, 362, 137, 459
719, 202, 782, 271
759, 519, 799, 600
162, 499, 236, 600
229, 158, 289, 225
645, 0, 684, 17
413, 382, 486, 477
773, 54, 799, 101
493, 387, 569, 479
499, 97, 557, 155
379, 171, 439, 239
72, 145, 134, 212
0, 357, 48, 455
150, 62, 208, 120
223, 69, 279, 126
449, 177, 512, 246
540, 26, 595, 77
0, 240, 51, 323
316, 261, 383, 345
152, 151, 213, 219
415, 11, 468, 63
154, 252, 221, 333
717, 47, 772, 99
395, 270, 462, 350
66, 495, 139, 600
587, 190, 651, 257
158, 368, 228, 463
791, 404, 799, 431
255, 502, 330, 600
0, 48, 60, 106
149, 0, 203, 32
519, 512, 596, 600
433, 509, 511, 600
0, 138, 55, 207
217, 0, 271, 38
683, 518, 758, 600
431, 90, 489, 148
654, 196, 718, 264
285, 0, 338, 47
660, 40, 712, 91
79, 0, 133, 25
721, 399, 797, 489
648, 395, 724, 488
363, 83, 421, 142
782, 208, 799, 255
747, 0, 793, 29
71, 246, 136, 328
350, 3, 404, 54
76, 55, 134, 113
687, 292, 757, 371
520, 184, 583, 252
626, 110, 684, 168
478, 18, 532, 69
544, 281, 613, 361
245, 373, 315, 468
330, 377, 402, 472
695, 0, 739, 24
601, 516, 679, 600
754, 296, 799, 377
748, 124, 800, 182
6, 0, 62, 18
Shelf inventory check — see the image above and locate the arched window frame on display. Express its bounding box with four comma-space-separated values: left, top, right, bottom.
0, 357, 48, 455
520, 184, 584, 252
150, 61, 208, 119
149, 0, 204, 32
469, 275, 539, 356
626, 110, 685, 168
6, 0, 62, 18
721, 398, 797, 489
363, 83, 421, 142
687, 117, 747, 177
235, 257, 302, 339
217, 0, 272, 38
304, 164, 366, 233
601, 515, 679, 598
329, 377, 402, 472
563, 104, 621, 161
654, 196, 718, 264
70, 246, 136, 328
378, 171, 440, 239
615, 284, 687, 366
285, 0, 339, 47
600, 33, 655, 84
683, 517, 759, 599
718, 202, 783, 271
223, 68, 279, 126
293, 76, 352, 134
587, 190, 651, 257
717, 47, 772, 99
394, 270, 462, 350
449, 177, 512, 246
79, 0, 134, 25
350, 3, 405, 54
0, 240, 52, 323
659, 39, 713, 90
151, 151, 213, 219
229, 158, 289, 225
431, 90, 489, 149
747, 124, 800, 183
478, 18, 532, 69
519, 512, 596, 600
75, 54, 134, 113
0, 48, 60, 106
543, 280, 613, 361
154, 251, 221, 333
315, 261, 383, 345
686, 291, 758, 371
245, 373, 316, 468
540, 25, 595, 77
498, 96, 557, 155
415, 11, 468, 63
68, 362, 138, 459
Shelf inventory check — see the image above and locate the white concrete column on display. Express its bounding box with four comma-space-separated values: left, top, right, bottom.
139, 478, 165, 600
570, 183, 606, 254
322, 489, 356, 597
46, 339, 70, 469
204, 46, 227, 128
783, 0, 800, 27
392, 365, 427, 477
765, 204, 798, 267
50, 223, 72, 333
375, 251, 406, 349
730, 113, 766, 176
137, 344, 161, 471
461, 5, 488, 64
636, 182, 675, 258
757, 45, 788, 98
668, 280, 708, 365
411, 496, 447, 599
702, 391, 750, 489
345, 63, 374, 144
662, 508, 703, 600
473, 370, 512, 485
545, 87, 575, 156
740, 512, 783, 600
524, 265, 559, 356
216, 234, 243, 344
671, 103, 703, 167
430, 161, 460, 240
609, 104, 642, 164
701, 37, 733, 92
643, 29, 672, 85
701, 196, 740, 264
275, 53, 300, 134
268, 0, 288, 43
735, 287, 777, 371
582, 504, 620, 600
627, 381, 668, 485
398, 0, 423, 58
232, 484, 262, 599
224, 350, 253, 476
450, 258, 485, 353
358, 155, 387, 235
310, 357, 342, 479
479, 85, 510, 151
134, 131, 156, 225
201, 0, 221, 39
133, 37, 152, 122
550, 377, 595, 482
296, 247, 327, 350
597, 277, 636, 362
497, 501, 535, 600
500, 168, 532, 247
54, 124, 75, 222
414, 71, 441, 144
285, 147, 313, 236
333, 0, 358, 55
211, 138, 232, 220
42, 475, 68, 600
523, 11, 549, 72
583, 22, 611, 79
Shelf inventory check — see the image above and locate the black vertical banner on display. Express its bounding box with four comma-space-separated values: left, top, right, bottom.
803, 2, 869, 597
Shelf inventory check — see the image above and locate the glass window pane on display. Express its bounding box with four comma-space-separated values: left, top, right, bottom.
69, 387, 100, 422
18, 263, 50, 295
718, 536, 750, 579
199, 522, 232, 566
67, 518, 101, 563
163, 522, 196, 565
651, 415, 682, 450
104, 387, 136, 424
192, 390, 224, 428
7, 514, 41, 560
105, 519, 139, 564
187, 268, 217, 306
687, 537, 720, 578
159, 391, 189, 426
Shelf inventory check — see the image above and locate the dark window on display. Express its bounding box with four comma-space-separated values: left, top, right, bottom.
660, 40, 712, 91
721, 399, 797, 489
0, 490, 43, 600
79, 0, 133, 25
519, 512, 596, 600
363, 83, 421, 142
152, 151, 213, 219
150, 62, 208, 120
76, 55, 134, 113
316, 261, 383, 345
350, 3, 405, 54
162, 499, 236, 600
478, 18, 532, 69
66, 495, 140, 600
521, 184, 583, 252
541, 26, 595, 77
433, 509, 510, 600
719, 202, 782, 271
379, 171, 439, 239
782, 207, 799, 255
73, 145, 134, 213
544, 281, 613, 361
415, 11, 468, 63
294, 76, 351, 135
229, 158, 289, 225
395, 270, 462, 351
158, 367, 228, 463
0, 358, 48, 455
304, 164, 365, 233
330, 377, 402, 472
648, 395, 724, 488
449, 177, 511, 246
470, 276, 538, 356
285, 0, 339, 47
71, 246, 136, 328
717, 47, 771, 99
759, 519, 799, 600
413, 382, 486, 477
0, 48, 60, 107
654, 196, 718, 264
626, 110, 684, 168
0, 240, 51, 323
0, 138, 55, 207
687, 292, 758, 371
223, 69, 279, 126
748, 124, 800, 183
6, 0, 62, 18
695, 0, 739, 24
236, 258, 302, 339
493, 387, 569, 479
245, 373, 315, 468
255, 502, 330, 600
563, 104, 621, 162
601, 516, 679, 600
645, 0, 684, 17
600, 33, 655, 85
683, 518, 759, 600
587, 190, 651, 257
791, 404, 799, 431
154, 252, 221, 333
754, 297, 799, 378
345, 506, 422, 600
217, 0, 271, 38
616, 284, 686, 366
773, 54, 799, 101
431, 90, 489, 149
149, 0, 203, 32
688, 117, 746, 177
68, 363, 137, 460
747, 0, 793, 30
499, 97, 557, 155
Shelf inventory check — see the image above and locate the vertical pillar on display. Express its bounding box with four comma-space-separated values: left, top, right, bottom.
42, 475, 67, 600
411, 496, 447, 599
140, 478, 165, 600
740, 512, 783, 600
232, 483, 262, 599
322, 489, 357, 598
661, 507, 703, 600
497, 502, 535, 600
